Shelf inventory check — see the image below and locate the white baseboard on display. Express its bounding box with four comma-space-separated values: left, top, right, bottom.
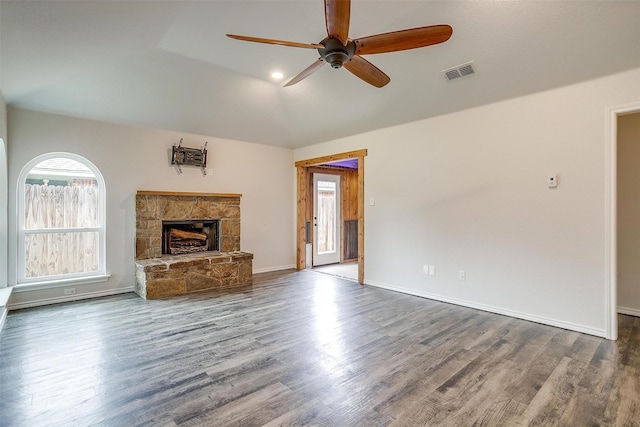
0, 307, 7, 332
253, 265, 296, 274
365, 279, 607, 338
0, 287, 11, 305
618, 306, 640, 317
1, 287, 14, 332
8, 287, 134, 311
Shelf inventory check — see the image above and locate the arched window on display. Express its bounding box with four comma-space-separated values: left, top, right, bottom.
17, 153, 106, 285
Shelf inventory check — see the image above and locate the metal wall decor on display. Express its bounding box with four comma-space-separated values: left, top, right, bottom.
171, 138, 208, 175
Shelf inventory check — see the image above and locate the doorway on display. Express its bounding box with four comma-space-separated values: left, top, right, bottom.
615, 111, 640, 319
607, 102, 640, 340
313, 173, 341, 266
295, 149, 367, 284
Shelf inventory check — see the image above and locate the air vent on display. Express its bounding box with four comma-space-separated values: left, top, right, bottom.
442, 61, 476, 81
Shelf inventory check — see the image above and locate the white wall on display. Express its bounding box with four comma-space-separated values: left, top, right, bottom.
295, 68, 640, 337
0, 93, 7, 287
618, 112, 640, 315
7, 108, 295, 307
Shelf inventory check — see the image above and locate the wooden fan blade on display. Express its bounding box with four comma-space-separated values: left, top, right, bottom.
227, 34, 323, 49
325, 0, 350, 45
354, 25, 453, 55
284, 58, 326, 87
343, 55, 390, 88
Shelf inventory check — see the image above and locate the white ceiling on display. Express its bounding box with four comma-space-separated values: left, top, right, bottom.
1, 1, 639, 148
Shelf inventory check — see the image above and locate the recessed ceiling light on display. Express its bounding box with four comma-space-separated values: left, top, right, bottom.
271, 71, 284, 80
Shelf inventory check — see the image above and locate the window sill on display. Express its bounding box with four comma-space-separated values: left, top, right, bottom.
13, 274, 111, 293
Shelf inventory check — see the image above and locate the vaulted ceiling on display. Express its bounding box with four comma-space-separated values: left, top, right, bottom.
1, 1, 639, 148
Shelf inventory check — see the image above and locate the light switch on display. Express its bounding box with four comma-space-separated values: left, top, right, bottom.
369, 197, 375, 206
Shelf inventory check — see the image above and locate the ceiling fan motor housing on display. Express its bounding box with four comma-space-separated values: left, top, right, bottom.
319, 38, 356, 69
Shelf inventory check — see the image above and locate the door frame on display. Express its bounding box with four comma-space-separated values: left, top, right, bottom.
295, 149, 367, 284
606, 101, 640, 340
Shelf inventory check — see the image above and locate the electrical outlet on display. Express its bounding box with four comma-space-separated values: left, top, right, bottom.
459, 270, 466, 280
64, 288, 76, 295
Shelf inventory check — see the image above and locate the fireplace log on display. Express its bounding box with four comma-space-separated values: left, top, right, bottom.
171, 246, 209, 254
174, 239, 205, 247
170, 228, 207, 240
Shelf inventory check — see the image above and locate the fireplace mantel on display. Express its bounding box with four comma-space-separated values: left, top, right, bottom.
137, 190, 242, 198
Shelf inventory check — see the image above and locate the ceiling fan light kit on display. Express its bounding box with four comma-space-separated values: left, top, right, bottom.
227, 0, 452, 88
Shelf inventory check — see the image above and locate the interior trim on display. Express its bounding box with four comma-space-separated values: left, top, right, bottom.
295, 149, 367, 284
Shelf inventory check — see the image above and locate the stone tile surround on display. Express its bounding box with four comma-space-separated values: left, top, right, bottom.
134, 191, 253, 299
136, 191, 243, 259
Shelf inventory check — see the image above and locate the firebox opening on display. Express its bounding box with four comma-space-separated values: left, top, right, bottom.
162, 219, 220, 255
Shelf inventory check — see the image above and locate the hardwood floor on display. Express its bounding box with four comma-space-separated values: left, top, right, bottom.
0, 269, 639, 426
311, 262, 358, 281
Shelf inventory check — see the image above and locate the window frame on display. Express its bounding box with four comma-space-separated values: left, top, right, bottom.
16, 152, 107, 287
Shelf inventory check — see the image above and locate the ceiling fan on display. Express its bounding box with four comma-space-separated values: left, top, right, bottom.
227, 0, 452, 88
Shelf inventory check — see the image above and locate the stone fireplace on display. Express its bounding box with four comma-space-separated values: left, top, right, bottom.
134, 191, 253, 299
